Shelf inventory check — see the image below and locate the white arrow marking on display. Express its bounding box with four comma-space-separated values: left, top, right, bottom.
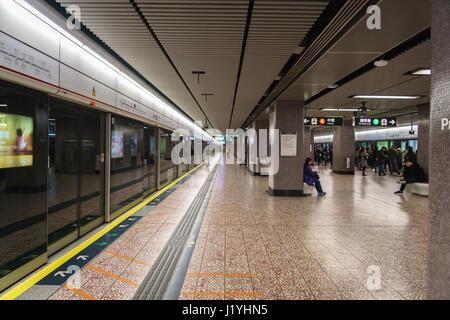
77, 255, 88, 261
119, 224, 129, 228
54, 270, 70, 277
128, 218, 136, 221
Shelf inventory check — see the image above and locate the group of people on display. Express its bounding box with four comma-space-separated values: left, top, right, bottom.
356, 145, 426, 194
314, 146, 332, 166
355, 145, 416, 177
304, 144, 426, 197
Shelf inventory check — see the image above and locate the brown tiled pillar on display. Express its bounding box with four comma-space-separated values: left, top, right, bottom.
268, 100, 305, 196
428, 0, 450, 300
248, 119, 269, 175
332, 123, 355, 174
417, 104, 430, 177
304, 126, 314, 160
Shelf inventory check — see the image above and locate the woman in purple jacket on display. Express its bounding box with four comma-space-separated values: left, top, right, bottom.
304, 158, 326, 197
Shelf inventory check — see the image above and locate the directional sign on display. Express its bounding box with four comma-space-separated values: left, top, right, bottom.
304, 117, 344, 126
54, 270, 70, 278
354, 117, 397, 127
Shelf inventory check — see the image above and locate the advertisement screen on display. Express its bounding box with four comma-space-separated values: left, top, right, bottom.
0, 112, 33, 169
111, 130, 124, 159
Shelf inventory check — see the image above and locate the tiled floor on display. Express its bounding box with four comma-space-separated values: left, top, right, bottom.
179, 163, 428, 300
47, 164, 214, 300
46, 161, 429, 300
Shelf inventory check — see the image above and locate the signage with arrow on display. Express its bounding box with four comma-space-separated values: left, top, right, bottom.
354, 117, 397, 127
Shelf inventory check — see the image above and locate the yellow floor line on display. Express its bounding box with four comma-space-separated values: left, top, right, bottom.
0, 163, 203, 300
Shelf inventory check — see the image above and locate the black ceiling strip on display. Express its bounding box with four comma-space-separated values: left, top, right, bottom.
42, 0, 209, 129
241, 0, 378, 129
305, 27, 431, 106
228, 0, 254, 128
129, 0, 214, 129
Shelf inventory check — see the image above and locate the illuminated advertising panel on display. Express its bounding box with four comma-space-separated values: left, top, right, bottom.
0, 113, 33, 169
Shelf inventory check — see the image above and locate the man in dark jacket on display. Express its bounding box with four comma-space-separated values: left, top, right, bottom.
388, 146, 400, 175
394, 160, 426, 194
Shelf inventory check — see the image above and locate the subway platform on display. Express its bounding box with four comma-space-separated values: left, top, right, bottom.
4, 158, 428, 300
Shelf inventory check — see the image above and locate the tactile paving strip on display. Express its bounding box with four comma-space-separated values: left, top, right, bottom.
133, 165, 219, 300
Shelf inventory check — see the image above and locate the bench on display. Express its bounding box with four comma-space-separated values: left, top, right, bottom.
303, 183, 314, 195
405, 183, 429, 197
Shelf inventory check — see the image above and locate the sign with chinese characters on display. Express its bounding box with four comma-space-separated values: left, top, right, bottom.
304, 117, 344, 126
0, 31, 59, 86
354, 117, 397, 127
280, 131, 297, 157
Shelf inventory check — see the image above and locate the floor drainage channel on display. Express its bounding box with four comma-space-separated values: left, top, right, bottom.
133, 165, 219, 300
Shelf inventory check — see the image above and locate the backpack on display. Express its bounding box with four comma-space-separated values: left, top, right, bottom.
417, 165, 427, 183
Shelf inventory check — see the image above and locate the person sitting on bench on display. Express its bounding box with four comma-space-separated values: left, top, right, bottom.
304, 158, 326, 197
394, 160, 426, 195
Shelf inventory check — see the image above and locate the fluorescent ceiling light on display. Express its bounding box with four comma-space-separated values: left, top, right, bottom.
351, 95, 421, 100
411, 69, 431, 76
0, 104, 7, 107
321, 108, 364, 112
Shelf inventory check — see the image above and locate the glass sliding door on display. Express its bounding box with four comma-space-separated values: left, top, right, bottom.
159, 128, 176, 187
143, 125, 156, 197
0, 81, 48, 292
47, 99, 105, 254
110, 116, 144, 220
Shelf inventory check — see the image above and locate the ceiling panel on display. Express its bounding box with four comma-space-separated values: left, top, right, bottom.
136, 0, 248, 131
55, 0, 208, 124
278, 0, 431, 112
231, 0, 328, 128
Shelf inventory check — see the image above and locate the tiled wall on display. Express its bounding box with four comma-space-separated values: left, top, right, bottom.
428, 0, 450, 299
417, 104, 430, 177
332, 125, 355, 174
268, 100, 304, 192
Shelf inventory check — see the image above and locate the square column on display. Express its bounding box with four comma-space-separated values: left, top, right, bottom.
268, 100, 305, 197
332, 124, 355, 174
304, 126, 314, 160
428, 0, 450, 300
417, 104, 430, 177
248, 119, 269, 175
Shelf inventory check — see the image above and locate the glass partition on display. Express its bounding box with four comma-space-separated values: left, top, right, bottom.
110, 116, 144, 219
160, 128, 176, 186
47, 98, 104, 253
0, 81, 48, 291
143, 125, 156, 197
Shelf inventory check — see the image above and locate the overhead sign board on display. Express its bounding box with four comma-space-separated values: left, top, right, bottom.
304, 117, 344, 126
354, 117, 397, 127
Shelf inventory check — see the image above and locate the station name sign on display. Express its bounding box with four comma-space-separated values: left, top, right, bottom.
304, 117, 344, 126
354, 117, 397, 127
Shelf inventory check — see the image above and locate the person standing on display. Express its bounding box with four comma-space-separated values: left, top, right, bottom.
361, 147, 369, 176
374, 146, 386, 176
388, 145, 400, 175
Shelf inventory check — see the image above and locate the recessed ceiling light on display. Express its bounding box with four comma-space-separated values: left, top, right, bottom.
406, 68, 431, 76
328, 84, 339, 89
351, 95, 422, 100
374, 60, 388, 67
